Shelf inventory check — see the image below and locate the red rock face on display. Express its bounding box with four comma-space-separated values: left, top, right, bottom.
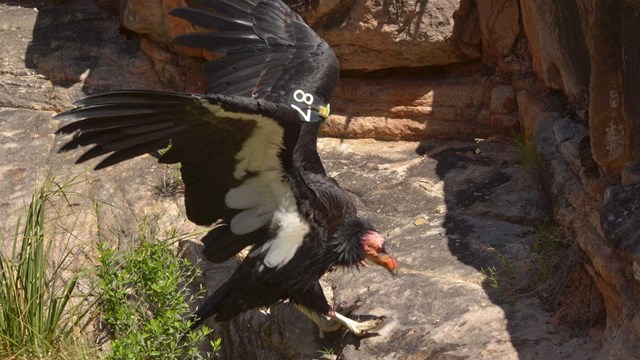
522, 1, 591, 96
309, 0, 481, 70
587, 1, 640, 172
518, 0, 639, 172
120, 0, 481, 71
476, 0, 520, 64
322, 79, 491, 140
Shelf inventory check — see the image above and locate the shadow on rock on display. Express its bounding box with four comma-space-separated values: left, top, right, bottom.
21, 0, 164, 96
422, 139, 600, 359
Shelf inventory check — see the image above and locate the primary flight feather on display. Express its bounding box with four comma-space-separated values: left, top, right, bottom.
55, 0, 398, 337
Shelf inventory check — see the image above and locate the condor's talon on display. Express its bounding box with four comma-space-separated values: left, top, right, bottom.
295, 304, 384, 338
332, 311, 384, 337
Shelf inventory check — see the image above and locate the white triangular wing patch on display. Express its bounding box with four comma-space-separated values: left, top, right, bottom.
202, 100, 284, 232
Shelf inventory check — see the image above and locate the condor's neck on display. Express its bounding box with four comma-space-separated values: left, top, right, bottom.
294, 123, 326, 175
326, 219, 366, 267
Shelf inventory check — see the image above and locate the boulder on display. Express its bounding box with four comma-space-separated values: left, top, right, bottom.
118, 0, 481, 71
304, 0, 481, 70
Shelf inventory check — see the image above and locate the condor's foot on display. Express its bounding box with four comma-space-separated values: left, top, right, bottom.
295, 303, 384, 338
330, 311, 383, 337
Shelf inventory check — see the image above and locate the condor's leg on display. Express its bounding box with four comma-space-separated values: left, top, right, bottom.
293, 282, 383, 337
294, 304, 383, 338
294, 304, 341, 337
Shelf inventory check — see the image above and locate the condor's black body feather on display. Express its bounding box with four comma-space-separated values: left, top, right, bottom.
55, 0, 394, 335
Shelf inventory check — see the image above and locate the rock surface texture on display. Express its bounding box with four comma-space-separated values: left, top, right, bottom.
519, 0, 640, 171
1, 0, 640, 359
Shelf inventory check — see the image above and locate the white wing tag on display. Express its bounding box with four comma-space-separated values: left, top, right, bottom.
288, 89, 330, 123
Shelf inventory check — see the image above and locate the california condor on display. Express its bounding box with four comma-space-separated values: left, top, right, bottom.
54, 0, 399, 337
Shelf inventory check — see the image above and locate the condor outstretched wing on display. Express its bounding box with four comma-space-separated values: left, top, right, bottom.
171, 0, 339, 105
55, 91, 302, 260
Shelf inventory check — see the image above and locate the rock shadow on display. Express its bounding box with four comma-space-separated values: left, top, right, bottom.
21, 0, 164, 96
421, 137, 597, 357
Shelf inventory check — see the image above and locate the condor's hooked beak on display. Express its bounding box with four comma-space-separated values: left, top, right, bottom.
363, 232, 399, 276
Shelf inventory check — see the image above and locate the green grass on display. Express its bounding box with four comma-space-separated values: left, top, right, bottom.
317, 346, 337, 359
96, 217, 219, 360
480, 249, 517, 304
513, 131, 542, 170
527, 220, 580, 309
480, 219, 580, 309
154, 164, 184, 198
0, 179, 96, 359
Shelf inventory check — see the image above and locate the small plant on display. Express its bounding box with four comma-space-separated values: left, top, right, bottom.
513, 131, 542, 170
527, 220, 580, 310
0, 179, 95, 359
479, 219, 580, 309
480, 248, 517, 304
96, 218, 219, 360
481, 265, 499, 290
155, 164, 184, 198
317, 346, 337, 360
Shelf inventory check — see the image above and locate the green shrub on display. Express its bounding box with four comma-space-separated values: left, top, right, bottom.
96, 219, 220, 360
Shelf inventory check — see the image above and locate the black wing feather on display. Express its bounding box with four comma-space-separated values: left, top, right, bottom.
195, 0, 255, 21
56, 112, 181, 134
170, 0, 339, 178
202, 52, 269, 80
95, 138, 173, 170
169, 0, 339, 103
200, 225, 260, 263
55, 90, 301, 229
59, 122, 174, 151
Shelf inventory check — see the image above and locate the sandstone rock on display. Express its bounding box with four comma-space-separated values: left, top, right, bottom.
139, 36, 206, 93
490, 114, 519, 132
0, 108, 58, 227
622, 162, 640, 186
9, 0, 166, 110
320, 138, 597, 359
476, 0, 521, 64
518, 0, 640, 172
516, 90, 551, 140
533, 114, 640, 355
321, 78, 492, 140
490, 85, 517, 115
517, 0, 591, 102
118, 0, 480, 72
552, 117, 592, 177
301, 0, 482, 70
587, 0, 640, 172
489, 85, 519, 133
119, 0, 174, 44
601, 183, 640, 263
